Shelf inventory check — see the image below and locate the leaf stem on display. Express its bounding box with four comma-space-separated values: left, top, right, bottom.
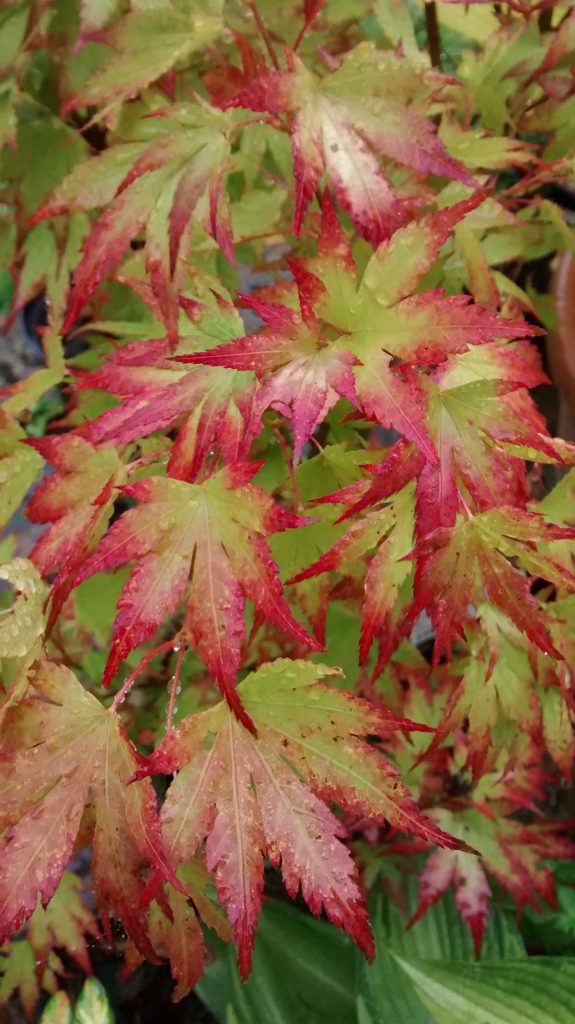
166, 639, 186, 731
247, 0, 280, 70
274, 424, 303, 513
110, 640, 175, 712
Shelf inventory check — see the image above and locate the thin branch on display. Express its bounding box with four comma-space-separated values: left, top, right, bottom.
273, 423, 303, 513
110, 640, 175, 712
166, 639, 186, 731
424, 1, 441, 69
247, 0, 280, 69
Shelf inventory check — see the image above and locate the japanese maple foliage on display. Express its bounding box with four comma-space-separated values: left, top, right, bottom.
2, 0, 575, 1013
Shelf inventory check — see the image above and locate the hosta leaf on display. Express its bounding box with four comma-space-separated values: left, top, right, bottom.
39, 990, 72, 1024
148, 659, 459, 978
197, 899, 357, 1024
72, 464, 320, 724
357, 886, 527, 1024
396, 957, 575, 1024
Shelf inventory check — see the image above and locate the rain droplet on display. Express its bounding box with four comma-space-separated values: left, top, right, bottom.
173, 640, 181, 652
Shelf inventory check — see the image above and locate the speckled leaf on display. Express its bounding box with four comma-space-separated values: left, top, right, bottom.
0, 558, 47, 660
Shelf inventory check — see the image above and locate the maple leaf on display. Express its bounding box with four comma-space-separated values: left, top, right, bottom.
187, 192, 537, 463
78, 293, 257, 481
0, 411, 43, 530
426, 637, 540, 780
410, 847, 490, 957
63, 7, 222, 116
71, 464, 320, 727
27, 872, 99, 976
409, 507, 575, 663
223, 43, 474, 242
412, 807, 575, 955
25, 435, 124, 624
0, 941, 40, 1020
125, 860, 232, 1001
290, 483, 416, 668
0, 661, 177, 954
33, 105, 233, 337
179, 289, 357, 464
419, 343, 575, 535
143, 659, 460, 977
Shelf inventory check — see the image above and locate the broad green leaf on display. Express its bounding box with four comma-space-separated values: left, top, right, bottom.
0, 4, 28, 72
357, 890, 529, 1024
74, 978, 114, 1024
40, 991, 72, 1024
396, 957, 575, 1024
197, 900, 357, 1024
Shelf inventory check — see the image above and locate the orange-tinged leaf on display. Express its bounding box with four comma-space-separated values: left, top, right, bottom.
26, 436, 123, 623
80, 294, 257, 480
147, 660, 459, 977
27, 872, 99, 975
0, 662, 176, 954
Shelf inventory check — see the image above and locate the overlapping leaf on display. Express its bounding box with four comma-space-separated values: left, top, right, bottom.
25, 435, 124, 623
65, 6, 222, 116
72, 464, 320, 725
412, 807, 575, 955
409, 508, 575, 663
34, 105, 233, 337
0, 412, 43, 530
78, 292, 257, 481
0, 662, 177, 953
146, 659, 460, 976
188, 193, 538, 467
27, 872, 99, 976
223, 44, 473, 242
